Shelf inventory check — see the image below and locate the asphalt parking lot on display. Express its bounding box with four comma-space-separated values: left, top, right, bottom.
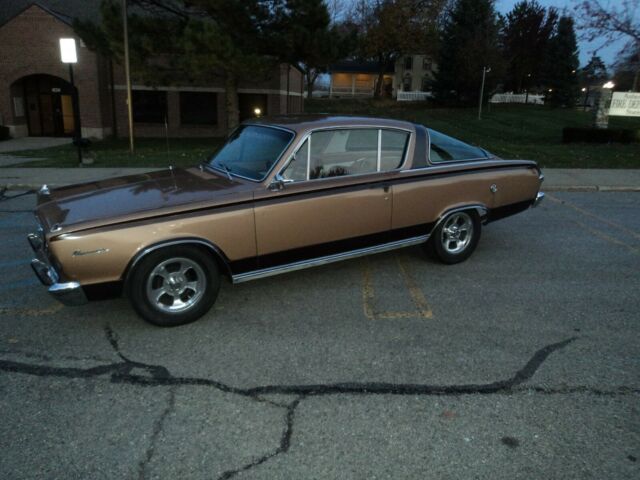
0, 191, 638, 479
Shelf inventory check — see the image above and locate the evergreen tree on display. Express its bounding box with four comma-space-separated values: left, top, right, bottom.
501, 0, 557, 93
580, 55, 608, 86
613, 46, 640, 91
279, 0, 356, 98
75, 1, 293, 132
543, 16, 580, 107
434, 0, 503, 104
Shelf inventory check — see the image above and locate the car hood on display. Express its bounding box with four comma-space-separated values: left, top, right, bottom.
35, 167, 255, 235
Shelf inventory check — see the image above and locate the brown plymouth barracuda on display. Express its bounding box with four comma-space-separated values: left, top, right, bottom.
28, 115, 544, 326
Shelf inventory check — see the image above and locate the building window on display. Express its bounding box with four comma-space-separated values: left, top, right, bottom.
404, 56, 413, 70
132, 90, 167, 123
180, 91, 217, 125
423, 58, 432, 71
421, 76, 431, 92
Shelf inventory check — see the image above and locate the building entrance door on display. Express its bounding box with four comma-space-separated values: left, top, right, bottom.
20, 75, 74, 137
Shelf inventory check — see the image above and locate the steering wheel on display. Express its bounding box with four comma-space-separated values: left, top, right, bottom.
352, 156, 375, 173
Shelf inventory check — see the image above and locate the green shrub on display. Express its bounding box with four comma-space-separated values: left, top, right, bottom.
0, 125, 10, 141
562, 127, 640, 143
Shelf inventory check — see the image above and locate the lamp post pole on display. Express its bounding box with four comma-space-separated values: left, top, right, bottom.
67, 64, 83, 164
122, 0, 134, 153
478, 66, 491, 120
60, 38, 82, 164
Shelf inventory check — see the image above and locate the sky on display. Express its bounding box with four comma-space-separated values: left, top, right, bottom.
495, 0, 629, 67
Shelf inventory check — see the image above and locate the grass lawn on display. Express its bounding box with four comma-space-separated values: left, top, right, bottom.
305, 99, 640, 169
3, 137, 223, 168
2, 101, 639, 169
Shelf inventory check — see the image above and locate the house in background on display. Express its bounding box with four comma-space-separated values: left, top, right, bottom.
328, 54, 437, 100
0, 1, 303, 139
395, 54, 437, 100
328, 61, 394, 98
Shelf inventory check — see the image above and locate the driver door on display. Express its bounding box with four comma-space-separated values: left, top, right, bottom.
252, 128, 399, 269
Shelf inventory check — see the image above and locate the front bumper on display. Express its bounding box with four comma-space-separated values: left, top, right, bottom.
532, 191, 545, 208
28, 231, 87, 306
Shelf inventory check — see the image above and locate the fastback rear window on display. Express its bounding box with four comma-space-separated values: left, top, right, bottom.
428, 129, 489, 163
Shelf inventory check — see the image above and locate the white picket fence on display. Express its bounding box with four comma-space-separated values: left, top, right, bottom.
397, 91, 433, 101
490, 93, 545, 105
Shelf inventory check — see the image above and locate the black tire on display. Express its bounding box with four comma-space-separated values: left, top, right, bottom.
425, 210, 481, 264
127, 246, 220, 327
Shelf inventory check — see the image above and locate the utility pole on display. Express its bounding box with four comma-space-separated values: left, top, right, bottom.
478, 66, 491, 120
122, 0, 134, 153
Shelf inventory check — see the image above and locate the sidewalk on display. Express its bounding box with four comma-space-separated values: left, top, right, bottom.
0, 167, 639, 192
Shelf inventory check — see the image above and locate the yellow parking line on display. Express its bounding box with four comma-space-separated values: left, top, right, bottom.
362, 257, 433, 320
0, 303, 63, 317
571, 218, 639, 255
362, 260, 376, 320
395, 256, 433, 319
547, 194, 640, 241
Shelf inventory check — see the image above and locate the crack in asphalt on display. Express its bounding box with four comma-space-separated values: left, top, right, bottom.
218, 396, 302, 480
2, 330, 633, 479
138, 387, 176, 480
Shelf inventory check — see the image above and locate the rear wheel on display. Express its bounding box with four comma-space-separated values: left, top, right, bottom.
426, 210, 481, 264
128, 246, 220, 326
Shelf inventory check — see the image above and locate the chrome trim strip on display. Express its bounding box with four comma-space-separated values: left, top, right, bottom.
400, 159, 536, 175
125, 238, 233, 280
231, 234, 429, 284
434, 204, 489, 230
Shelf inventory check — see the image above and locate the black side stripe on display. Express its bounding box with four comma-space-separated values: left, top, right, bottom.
229, 222, 434, 274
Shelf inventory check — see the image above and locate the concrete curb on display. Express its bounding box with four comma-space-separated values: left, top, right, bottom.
544, 186, 640, 192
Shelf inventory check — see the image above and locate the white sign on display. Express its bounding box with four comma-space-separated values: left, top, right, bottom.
609, 92, 640, 117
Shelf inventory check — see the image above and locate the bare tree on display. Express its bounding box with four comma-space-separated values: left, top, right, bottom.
574, 0, 640, 90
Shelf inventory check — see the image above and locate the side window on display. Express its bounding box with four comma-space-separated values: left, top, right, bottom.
282, 128, 409, 181
380, 130, 409, 170
310, 130, 378, 179
428, 128, 489, 163
282, 138, 309, 181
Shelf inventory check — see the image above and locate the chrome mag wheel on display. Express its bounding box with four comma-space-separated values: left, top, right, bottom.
145, 257, 206, 314
440, 212, 474, 254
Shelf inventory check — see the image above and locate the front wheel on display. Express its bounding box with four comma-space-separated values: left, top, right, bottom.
127, 246, 220, 327
426, 210, 481, 264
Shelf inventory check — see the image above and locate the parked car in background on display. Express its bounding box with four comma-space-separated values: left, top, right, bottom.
29, 115, 544, 326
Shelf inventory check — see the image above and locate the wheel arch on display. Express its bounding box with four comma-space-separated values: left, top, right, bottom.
432, 203, 488, 235
123, 238, 233, 289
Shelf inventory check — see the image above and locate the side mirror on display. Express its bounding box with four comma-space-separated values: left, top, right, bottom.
268, 173, 294, 191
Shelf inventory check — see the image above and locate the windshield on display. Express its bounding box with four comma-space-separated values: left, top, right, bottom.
208, 125, 294, 181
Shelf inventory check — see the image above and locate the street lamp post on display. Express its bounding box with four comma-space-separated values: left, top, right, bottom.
122, 0, 135, 154
59, 38, 82, 164
478, 66, 491, 120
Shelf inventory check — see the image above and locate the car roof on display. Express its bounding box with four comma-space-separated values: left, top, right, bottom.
245, 114, 417, 134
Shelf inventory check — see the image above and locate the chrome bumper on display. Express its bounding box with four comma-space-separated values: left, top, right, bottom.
28, 232, 87, 306
532, 191, 545, 208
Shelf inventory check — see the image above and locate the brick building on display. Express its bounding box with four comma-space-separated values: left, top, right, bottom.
0, 1, 304, 139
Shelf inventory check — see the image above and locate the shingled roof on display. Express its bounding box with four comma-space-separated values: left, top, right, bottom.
0, 0, 104, 26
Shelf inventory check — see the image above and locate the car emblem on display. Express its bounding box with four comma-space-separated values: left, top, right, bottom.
72, 248, 109, 257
